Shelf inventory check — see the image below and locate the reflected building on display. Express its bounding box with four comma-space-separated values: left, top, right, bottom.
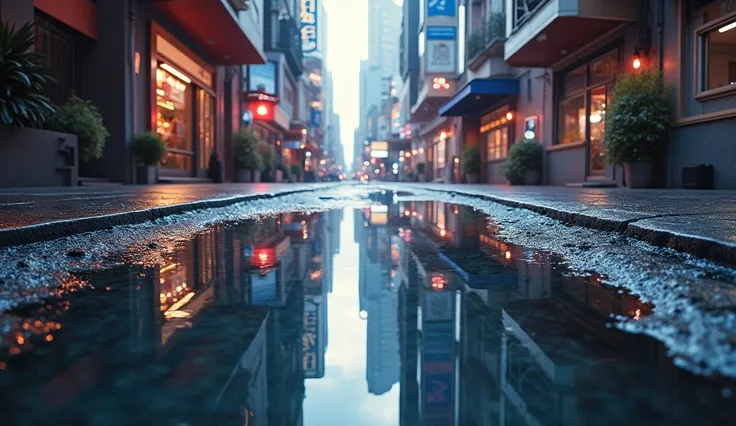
357, 192, 410, 396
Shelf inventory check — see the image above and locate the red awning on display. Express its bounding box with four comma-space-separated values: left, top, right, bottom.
154, 0, 264, 65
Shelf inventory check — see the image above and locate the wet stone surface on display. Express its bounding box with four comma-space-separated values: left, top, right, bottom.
0, 191, 735, 425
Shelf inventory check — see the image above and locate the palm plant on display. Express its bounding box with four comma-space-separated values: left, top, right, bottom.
0, 22, 55, 128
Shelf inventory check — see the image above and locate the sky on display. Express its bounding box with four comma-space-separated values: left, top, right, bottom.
323, 0, 370, 167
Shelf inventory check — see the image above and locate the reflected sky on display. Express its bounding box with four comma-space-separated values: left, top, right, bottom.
0, 197, 734, 426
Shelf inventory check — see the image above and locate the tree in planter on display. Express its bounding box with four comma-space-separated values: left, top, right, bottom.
133, 132, 166, 184
461, 144, 481, 183
604, 69, 671, 188
259, 143, 275, 182
502, 139, 543, 185
290, 164, 303, 182
49, 95, 109, 163
233, 129, 263, 182
0, 23, 55, 128
417, 161, 424, 182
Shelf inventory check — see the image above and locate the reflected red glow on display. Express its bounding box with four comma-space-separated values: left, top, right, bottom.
251, 248, 275, 268
431, 274, 446, 290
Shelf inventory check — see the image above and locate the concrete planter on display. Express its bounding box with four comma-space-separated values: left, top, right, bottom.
466, 173, 480, 184
135, 165, 158, 185
523, 170, 540, 185
275, 170, 284, 183
289, 176, 297, 183
0, 126, 78, 187
624, 162, 653, 188
253, 171, 261, 183
236, 169, 253, 183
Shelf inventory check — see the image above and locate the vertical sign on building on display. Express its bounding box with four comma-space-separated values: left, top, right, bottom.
300, 0, 318, 54
424, 0, 458, 75
303, 298, 324, 378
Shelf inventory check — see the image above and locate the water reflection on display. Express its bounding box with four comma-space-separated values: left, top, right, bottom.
0, 198, 734, 425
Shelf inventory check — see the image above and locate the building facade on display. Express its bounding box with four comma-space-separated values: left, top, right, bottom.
399, 0, 736, 189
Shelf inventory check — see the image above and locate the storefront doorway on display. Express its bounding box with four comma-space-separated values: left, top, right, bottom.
152, 24, 216, 178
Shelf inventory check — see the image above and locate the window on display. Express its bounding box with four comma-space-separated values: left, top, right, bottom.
487, 127, 509, 160
197, 89, 215, 170
556, 48, 619, 146
698, 16, 736, 93
156, 66, 193, 171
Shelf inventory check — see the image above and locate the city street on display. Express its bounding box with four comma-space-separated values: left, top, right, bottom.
3, 0, 736, 424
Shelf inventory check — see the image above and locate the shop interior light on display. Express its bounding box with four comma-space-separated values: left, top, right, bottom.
301, 128, 308, 135
432, 77, 450, 90
506, 112, 514, 120
306, 151, 312, 157
160, 63, 191, 84
718, 20, 736, 33
590, 113, 602, 123
256, 104, 269, 116
440, 131, 447, 140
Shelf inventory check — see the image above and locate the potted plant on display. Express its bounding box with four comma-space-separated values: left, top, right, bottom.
0, 23, 82, 187
259, 143, 275, 183
277, 164, 290, 183
462, 144, 481, 184
416, 162, 426, 182
290, 164, 303, 183
502, 139, 543, 185
132, 132, 165, 185
233, 129, 263, 182
604, 69, 671, 188
49, 95, 109, 166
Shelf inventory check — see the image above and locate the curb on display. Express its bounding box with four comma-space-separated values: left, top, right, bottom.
0, 185, 336, 248
403, 185, 736, 267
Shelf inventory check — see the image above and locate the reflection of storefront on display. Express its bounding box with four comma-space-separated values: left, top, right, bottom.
152, 23, 216, 178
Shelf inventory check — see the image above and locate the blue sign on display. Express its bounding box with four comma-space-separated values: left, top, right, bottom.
427, 0, 456, 17
300, 0, 319, 53
426, 26, 457, 40
310, 108, 322, 127
302, 301, 324, 378
248, 62, 276, 94
241, 110, 253, 125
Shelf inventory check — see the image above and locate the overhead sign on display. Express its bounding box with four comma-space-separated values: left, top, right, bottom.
300, 0, 318, 54
303, 299, 324, 378
427, 0, 456, 17
248, 62, 277, 94
310, 107, 322, 127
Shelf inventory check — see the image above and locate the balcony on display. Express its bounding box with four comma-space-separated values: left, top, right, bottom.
276, 17, 304, 76
504, 0, 637, 67
152, 0, 265, 64
466, 13, 506, 71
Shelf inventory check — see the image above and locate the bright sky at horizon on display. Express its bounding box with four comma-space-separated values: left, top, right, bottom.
323, 0, 369, 168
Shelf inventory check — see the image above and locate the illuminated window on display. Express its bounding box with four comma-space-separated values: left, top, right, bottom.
698, 17, 736, 92
156, 66, 193, 171
486, 127, 509, 160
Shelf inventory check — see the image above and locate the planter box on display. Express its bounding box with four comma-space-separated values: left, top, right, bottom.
136, 165, 158, 185
236, 169, 253, 183
624, 162, 653, 188
275, 170, 284, 183
0, 126, 78, 187
466, 173, 480, 184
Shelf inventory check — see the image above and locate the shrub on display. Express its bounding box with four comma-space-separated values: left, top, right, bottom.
233, 129, 263, 171
0, 23, 55, 128
461, 144, 481, 175
260, 143, 275, 166
290, 164, 303, 178
604, 69, 671, 164
50, 95, 109, 162
278, 164, 291, 179
133, 132, 166, 166
416, 162, 426, 175
502, 139, 543, 184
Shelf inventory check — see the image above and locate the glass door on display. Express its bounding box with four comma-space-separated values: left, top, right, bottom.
197, 89, 215, 174
588, 85, 607, 176
156, 66, 194, 174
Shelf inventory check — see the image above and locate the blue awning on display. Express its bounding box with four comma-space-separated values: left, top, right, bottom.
439, 78, 519, 117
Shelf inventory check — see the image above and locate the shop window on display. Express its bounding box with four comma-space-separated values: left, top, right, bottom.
698, 15, 736, 94
198, 90, 215, 170
156, 66, 193, 171
556, 48, 619, 146
559, 95, 585, 144
486, 127, 509, 161
436, 138, 446, 169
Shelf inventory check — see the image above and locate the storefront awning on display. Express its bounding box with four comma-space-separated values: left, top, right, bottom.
439, 78, 519, 117
154, 0, 265, 65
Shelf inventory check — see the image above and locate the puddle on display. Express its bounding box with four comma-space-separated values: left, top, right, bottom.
0, 196, 734, 425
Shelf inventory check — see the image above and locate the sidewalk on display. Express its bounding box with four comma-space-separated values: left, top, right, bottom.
396, 183, 736, 266
0, 183, 337, 247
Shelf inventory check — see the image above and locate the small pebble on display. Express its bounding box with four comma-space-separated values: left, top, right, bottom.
16, 261, 29, 268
